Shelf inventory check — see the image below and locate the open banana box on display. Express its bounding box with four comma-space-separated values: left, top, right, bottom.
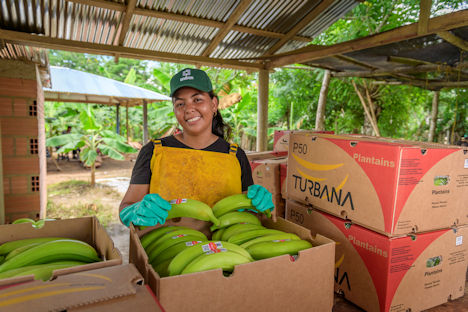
0, 216, 122, 287
130, 216, 336, 312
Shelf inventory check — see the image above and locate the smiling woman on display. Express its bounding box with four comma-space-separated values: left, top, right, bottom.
118, 68, 275, 228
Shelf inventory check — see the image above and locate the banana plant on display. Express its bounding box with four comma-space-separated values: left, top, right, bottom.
46, 106, 137, 186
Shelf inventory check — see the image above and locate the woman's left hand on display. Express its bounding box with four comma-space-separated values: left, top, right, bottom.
247, 184, 275, 212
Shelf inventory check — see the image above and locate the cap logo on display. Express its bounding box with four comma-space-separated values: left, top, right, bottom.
180, 69, 194, 82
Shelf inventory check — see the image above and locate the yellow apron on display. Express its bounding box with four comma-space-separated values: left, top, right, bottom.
149, 139, 242, 207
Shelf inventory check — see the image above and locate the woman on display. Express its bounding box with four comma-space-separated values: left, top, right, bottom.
119, 68, 274, 227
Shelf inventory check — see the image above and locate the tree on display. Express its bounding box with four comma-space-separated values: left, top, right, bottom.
46, 106, 137, 186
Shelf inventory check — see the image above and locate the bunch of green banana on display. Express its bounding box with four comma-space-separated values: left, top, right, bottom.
212, 194, 271, 218
219, 223, 266, 241
168, 199, 220, 226
246, 239, 313, 260
181, 249, 252, 275
167, 240, 253, 276
139, 226, 209, 277
0, 237, 101, 280
11, 218, 56, 229
209, 211, 261, 231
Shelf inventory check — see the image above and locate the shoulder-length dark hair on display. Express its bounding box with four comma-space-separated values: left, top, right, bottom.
209, 91, 232, 141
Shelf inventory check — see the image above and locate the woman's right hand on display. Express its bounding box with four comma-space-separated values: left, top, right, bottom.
119, 194, 172, 227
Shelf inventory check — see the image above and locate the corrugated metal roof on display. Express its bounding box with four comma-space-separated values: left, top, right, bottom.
0, 0, 359, 69
43, 66, 170, 106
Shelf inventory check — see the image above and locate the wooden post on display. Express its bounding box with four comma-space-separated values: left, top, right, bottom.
143, 100, 148, 144
126, 104, 129, 142
315, 70, 331, 130
116, 103, 121, 135
0, 124, 4, 224
257, 69, 269, 151
428, 90, 439, 142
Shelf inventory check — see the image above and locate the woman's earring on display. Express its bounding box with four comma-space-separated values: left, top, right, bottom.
213, 111, 218, 117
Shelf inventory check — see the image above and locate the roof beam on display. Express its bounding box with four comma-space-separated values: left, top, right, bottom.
0, 29, 264, 70
437, 31, 468, 51
65, 0, 311, 42
264, 0, 334, 56
267, 9, 468, 68
418, 0, 432, 35
202, 0, 253, 57
117, 0, 137, 46
332, 63, 468, 78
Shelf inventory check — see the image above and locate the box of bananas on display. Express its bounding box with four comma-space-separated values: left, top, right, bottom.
0, 216, 122, 285
130, 194, 336, 312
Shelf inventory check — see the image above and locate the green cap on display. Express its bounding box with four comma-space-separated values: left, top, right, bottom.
170, 68, 213, 97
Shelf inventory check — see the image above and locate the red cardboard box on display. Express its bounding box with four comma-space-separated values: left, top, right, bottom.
280, 162, 287, 199
246, 150, 287, 162
130, 217, 335, 312
274, 130, 334, 152
287, 132, 468, 236
250, 158, 287, 195
286, 200, 468, 312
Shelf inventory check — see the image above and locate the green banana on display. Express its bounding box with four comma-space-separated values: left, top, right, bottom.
181, 249, 252, 275
211, 228, 225, 241
12, 218, 35, 224
4, 242, 42, 262
0, 239, 101, 273
150, 239, 205, 268
210, 211, 261, 231
0, 261, 87, 281
220, 223, 266, 241
147, 234, 207, 265
32, 218, 56, 229
212, 194, 271, 218
140, 226, 191, 249
240, 233, 301, 249
153, 258, 172, 278
144, 228, 207, 256
246, 239, 313, 260
0, 237, 67, 255
168, 241, 253, 276
168, 199, 220, 226
228, 229, 285, 245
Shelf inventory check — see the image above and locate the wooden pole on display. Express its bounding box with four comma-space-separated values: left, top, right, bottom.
315, 69, 331, 130
143, 100, 148, 144
126, 105, 129, 142
116, 103, 120, 135
257, 69, 269, 151
428, 90, 439, 142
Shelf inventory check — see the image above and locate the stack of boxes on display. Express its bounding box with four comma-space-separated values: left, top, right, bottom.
284, 131, 468, 312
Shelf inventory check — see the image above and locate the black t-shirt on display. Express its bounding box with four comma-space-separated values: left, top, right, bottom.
130, 135, 253, 191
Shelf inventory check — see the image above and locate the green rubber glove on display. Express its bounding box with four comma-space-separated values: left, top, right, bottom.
247, 184, 275, 212
120, 194, 172, 227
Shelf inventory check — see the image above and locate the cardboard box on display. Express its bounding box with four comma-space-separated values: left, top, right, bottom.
280, 162, 287, 199
246, 150, 287, 162
251, 157, 287, 195
286, 200, 468, 312
273, 130, 334, 152
287, 131, 468, 236
130, 217, 335, 312
0, 264, 163, 312
0, 216, 122, 286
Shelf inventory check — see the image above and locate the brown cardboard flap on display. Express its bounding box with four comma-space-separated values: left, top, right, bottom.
0, 264, 142, 312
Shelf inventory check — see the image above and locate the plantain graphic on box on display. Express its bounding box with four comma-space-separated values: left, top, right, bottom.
286, 132, 468, 236
286, 200, 468, 312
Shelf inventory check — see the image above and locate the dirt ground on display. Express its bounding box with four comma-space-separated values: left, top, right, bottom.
47, 154, 137, 263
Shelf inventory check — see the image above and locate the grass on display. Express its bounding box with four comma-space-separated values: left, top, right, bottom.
47, 180, 122, 227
